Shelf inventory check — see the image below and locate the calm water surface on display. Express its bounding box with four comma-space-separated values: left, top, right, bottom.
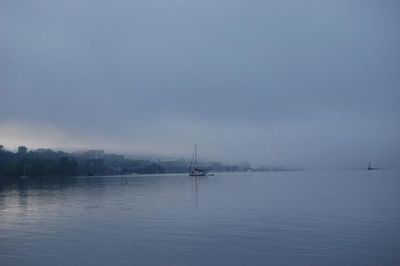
1, 170, 400, 266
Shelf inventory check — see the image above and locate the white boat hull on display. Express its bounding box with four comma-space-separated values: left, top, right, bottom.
189, 172, 206, 176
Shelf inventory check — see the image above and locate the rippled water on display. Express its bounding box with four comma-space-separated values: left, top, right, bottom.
1, 170, 400, 266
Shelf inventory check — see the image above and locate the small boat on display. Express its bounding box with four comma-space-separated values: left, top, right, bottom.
367, 162, 378, 171
190, 167, 206, 176
188, 144, 206, 176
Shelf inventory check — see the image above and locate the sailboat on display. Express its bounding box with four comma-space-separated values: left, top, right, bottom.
367, 162, 378, 171
188, 144, 206, 176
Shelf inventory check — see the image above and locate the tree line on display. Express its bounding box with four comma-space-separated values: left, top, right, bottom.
0, 145, 261, 177
0, 145, 168, 177
0, 145, 78, 177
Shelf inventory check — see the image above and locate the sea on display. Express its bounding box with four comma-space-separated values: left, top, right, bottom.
1, 170, 399, 266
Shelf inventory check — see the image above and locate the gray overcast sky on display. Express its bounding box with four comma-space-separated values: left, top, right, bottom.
1, 0, 399, 169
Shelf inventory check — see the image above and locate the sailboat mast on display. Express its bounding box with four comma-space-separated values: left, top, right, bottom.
188, 149, 195, 172
194, 144, 197, 168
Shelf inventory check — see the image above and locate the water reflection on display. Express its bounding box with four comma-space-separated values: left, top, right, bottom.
1, 171, 400, 266
192, 176, 200, 210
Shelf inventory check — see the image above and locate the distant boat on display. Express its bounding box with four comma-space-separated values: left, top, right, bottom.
188, 144, 206, 176
367, 162, 378, 171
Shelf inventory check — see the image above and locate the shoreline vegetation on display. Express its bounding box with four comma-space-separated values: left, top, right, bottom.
0, 145, 292, 177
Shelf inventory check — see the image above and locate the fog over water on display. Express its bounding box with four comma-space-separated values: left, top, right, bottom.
1, 0, 399, 168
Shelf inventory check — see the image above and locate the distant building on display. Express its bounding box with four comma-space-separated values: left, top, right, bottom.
83, 150, 104, 159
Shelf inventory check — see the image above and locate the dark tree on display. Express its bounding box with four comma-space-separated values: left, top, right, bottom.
17, 146, 28, 154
